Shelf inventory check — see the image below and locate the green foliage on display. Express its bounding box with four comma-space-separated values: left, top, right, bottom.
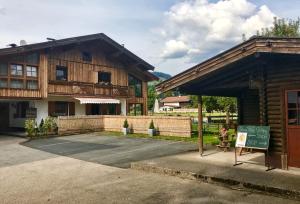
149, 120, 155, 129
25, 117, 57, 138
202, 96, 237, 114
258, 17, 300, 37
147, 83, 158, 111
25, 119, 36, 138
123, 119, 129, 128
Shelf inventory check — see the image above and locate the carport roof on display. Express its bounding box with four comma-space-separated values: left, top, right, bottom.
156, 37, 300, 94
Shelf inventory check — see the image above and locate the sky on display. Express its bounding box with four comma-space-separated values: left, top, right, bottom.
0, 0, 299, 76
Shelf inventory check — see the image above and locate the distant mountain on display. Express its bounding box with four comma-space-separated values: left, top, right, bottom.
153, 71, 172, 81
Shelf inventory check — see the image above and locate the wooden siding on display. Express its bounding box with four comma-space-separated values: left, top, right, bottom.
240, 90, 260, 125
265, 64, 300, 155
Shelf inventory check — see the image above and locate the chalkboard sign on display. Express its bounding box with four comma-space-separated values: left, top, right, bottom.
236, 125, 270, 150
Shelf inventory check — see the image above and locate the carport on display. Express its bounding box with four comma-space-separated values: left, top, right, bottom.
156, 37, 300, 169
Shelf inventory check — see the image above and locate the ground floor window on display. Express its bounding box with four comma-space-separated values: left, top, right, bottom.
48, 101, 75, 117
128, 103, 143, 116
86, 104, 121, 115
14, 102, 29, 118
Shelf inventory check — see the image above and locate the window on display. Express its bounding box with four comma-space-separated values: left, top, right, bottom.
15, 102, 29, 118
98, 72, 111, 84
0, 79, 7, 88
128, 103, 143, 116
27, 80, 38, 89
128, 75, 142, 97
11, 64, 23, 76
26, 66, 37, 77
0, 63, 8, 76
10, 79, 24, 89
287, 91, 300, 125
56, 66, 68, 81
82, 51, 92, 62
49, 101, 75, 117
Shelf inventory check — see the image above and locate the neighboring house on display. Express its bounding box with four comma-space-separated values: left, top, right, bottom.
0, 33, 157, 130
160, 96, 191, 110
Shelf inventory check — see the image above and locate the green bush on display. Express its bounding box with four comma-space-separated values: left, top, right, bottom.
25, 119, 36, 138
123, 119, 129, 128
149, 120, 155, 129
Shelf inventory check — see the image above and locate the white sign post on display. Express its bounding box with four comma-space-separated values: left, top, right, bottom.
236, 132, 248, 148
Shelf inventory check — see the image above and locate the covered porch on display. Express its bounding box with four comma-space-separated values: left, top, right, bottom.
157, 37, 300, 170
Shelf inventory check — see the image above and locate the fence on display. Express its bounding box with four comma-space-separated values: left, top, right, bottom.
57, 115, 192, 137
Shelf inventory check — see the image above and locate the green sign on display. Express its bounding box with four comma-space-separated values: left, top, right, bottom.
237, 125, 270, 150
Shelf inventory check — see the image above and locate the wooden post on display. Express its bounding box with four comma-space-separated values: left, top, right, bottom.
198, 95, 203, 156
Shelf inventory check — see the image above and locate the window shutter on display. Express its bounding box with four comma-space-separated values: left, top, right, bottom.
48, 102, 55, 117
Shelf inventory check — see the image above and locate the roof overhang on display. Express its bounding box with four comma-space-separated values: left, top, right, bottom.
156, 37, 300, 94
75, 98, 120, 104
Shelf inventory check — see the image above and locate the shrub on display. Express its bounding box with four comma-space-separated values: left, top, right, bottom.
149, 120, 155, 129
25, 119, 36, 138
123, 119, 129, 128
44, 117, 57, 133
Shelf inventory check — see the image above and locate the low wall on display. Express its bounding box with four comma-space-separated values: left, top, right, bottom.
57, 115, 192, 137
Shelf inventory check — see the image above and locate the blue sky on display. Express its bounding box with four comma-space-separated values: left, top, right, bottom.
0, 0, 299, 75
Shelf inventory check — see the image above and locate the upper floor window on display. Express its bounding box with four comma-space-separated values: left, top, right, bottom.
0, 63, 8, 76
129, 75, 142, 97
10, 79, 24, 89
11, 64, 23, 76
26, 66, 37, 77
56, 66, 68, 81
82, 51, 92, 62
98, 72, 111, 84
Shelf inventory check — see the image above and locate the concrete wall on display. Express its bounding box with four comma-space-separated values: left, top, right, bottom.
57, 115, 192, 137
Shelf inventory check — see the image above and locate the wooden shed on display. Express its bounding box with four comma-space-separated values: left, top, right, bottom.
156, 37, 300, 170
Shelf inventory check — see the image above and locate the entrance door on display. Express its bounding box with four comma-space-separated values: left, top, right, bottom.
286, 91, 300, 168
0, 103, 9, 130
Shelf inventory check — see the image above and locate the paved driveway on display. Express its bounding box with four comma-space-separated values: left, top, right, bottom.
22, 133, 197, 168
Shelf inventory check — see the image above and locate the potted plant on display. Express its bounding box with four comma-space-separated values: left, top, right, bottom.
122, 119, 130, 135
148, 120, 156, 137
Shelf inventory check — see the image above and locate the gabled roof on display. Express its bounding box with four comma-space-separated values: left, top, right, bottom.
161, 96, 190, 103
156, 37, 300, 93
0, 33, 155, 71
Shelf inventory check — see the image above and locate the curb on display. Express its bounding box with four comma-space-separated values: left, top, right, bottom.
131, 162, 300, 200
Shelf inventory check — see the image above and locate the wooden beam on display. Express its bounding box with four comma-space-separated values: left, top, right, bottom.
198, 95, 203, 156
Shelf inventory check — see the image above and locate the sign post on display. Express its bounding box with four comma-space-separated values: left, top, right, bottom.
234, 125, 273, 171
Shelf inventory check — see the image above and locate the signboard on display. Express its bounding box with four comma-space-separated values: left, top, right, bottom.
236, 132, 247, 147
236, 125, 270, 150
26, 108, 37, 119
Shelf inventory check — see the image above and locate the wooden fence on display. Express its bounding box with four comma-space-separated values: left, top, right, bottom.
57, 115, 192, 137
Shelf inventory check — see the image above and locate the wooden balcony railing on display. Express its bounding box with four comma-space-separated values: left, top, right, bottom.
48, 81, 134, 98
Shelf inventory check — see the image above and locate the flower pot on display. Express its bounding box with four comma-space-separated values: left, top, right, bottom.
123, 128, 130, 135
148, 129, 156, 137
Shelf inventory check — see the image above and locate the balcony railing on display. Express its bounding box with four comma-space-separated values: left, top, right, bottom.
48, 81, 133, 98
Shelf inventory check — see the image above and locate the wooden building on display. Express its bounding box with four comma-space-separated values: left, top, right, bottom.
160, 96, 191, 110
0, 33, 157, 130
156, 37, 300, 170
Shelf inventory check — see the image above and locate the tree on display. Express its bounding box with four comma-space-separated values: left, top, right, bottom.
202, 96, 237, 125
258, 17, 300, 37
147, 83, 158, 111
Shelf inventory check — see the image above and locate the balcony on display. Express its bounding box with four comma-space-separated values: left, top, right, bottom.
48, 81, 133, 98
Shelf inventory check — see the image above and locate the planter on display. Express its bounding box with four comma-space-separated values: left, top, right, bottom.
122, 128, 130, 135
148, 129, 156, 137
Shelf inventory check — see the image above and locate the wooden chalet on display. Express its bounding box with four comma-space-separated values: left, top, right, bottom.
156, 37, 300, 170
0, 33, 157, 131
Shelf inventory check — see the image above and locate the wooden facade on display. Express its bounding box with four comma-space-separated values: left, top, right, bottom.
157, 37, 300, 169
0, 33, 157, 117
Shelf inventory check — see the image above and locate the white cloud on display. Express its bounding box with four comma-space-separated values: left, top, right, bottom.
160, 0, 276, 61
161, 40, 189, 59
